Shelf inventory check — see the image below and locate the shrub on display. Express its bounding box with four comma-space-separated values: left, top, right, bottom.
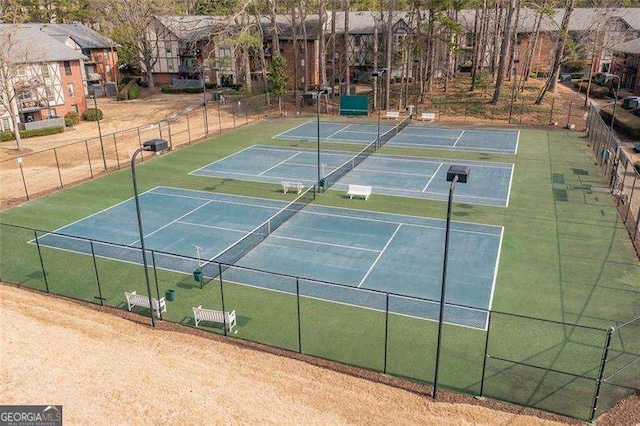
563, 59, 588, 72
205, 82, 217, 90
128, 83, 139, 99
571, 73, 584, 80
0, 127, 64, 141
574, 81, 609, 98
84, 108, 103, 121
600, 106, 640, 139
120, 76, 132, 86
160, 85, 183, 94
635, 163, 640, 174
64, 111, 80, 126
537, 70, 551, 78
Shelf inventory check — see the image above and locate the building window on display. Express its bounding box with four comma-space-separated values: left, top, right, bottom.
1, 118, 9, 131
41, 64, 50, 78
63, 61, 72, 75
67, 83, 75, 98
16, 66, 27, 77
45, 86, 55, 101
71, 104, 79, 113
168, 62, 174, 71
301, 76, 305, 84
48, 108, 56, 118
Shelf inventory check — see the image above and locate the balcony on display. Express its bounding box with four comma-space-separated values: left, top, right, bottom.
86, 72, 102, 82
18, 99, 49, 113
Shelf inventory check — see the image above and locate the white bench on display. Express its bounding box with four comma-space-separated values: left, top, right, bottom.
193, 305, 236, 331
281, 181, 304, 194
420, 112, 436, 121
347, 185, 372, 200
124, 291, 166, 317
385, 111, 400, 120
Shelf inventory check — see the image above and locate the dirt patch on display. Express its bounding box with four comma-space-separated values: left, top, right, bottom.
1, 283, 577, 425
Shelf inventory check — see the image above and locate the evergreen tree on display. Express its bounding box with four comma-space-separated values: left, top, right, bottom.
268, 53, 289, 114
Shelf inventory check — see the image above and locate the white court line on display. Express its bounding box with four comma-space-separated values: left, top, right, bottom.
422, 163, 444, 192
258, 152, 301, 176
487, 227, 504, 312
514, 130, 520, 155
358, 224, 402, 287
272, 235, 381, 253
325, 124, 352, 139
188, 146, 256, 175
452, 130, 465, 147
388, 141, 515, 153
129, 200, 214, 246
271, 120, 315, 139
505, 164, 515, 208
152, 188, 284, 212
175, 220, 249, 234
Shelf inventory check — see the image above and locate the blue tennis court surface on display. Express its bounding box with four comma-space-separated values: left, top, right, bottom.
191, 145, 514, 207
274, 121, 396, 144
34, 187, 502, 329
274, 121, 519, 154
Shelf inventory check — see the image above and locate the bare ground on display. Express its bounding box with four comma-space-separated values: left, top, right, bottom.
0, 284, 577, 425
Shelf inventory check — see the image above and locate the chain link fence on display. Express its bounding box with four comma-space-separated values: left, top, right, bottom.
586, 105, 640, 255
1, 221, 637, 421
0, 93, 270, 210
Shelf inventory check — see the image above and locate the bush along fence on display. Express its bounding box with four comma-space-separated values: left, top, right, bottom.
0, 93, 271, 209
0, 222, 638, 421
586, 106, 640, 255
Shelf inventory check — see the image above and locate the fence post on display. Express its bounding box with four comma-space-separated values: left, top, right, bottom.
479, 311, 493, 396
590, 327, 614, 422
217, 103, 222, 134
53, 148, 63, 188
167, 121, 173, 149
549, 96, 555, 125
296, 278, 302, 353
519, 97, 524, 125
624, 173, 637, 224
90, 241, 104, 306
186, 113, 192, 144
383, 293, 389, 374
218, 263, 227, 337
633, 204, 640, 241
113, 134, 121, 170
151, 251, 162, 321
84, 140, 94, 179
232, 104, 236, 128
566, 100, 573, 127
137, 127, 144, 161
33, 229, 49, 293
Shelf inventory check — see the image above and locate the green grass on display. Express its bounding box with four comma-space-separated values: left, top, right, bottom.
1, 118, 638, 420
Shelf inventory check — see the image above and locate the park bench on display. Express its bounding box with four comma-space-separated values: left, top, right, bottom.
193, 305, 237, 331
420, 112, 436, 121
281, 181, 304, 194
385, 111, 400, 120
124, 291, 166, 317
347, 185, 372, 200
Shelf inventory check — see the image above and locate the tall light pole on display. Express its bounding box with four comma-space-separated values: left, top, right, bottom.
91, 88, 107, 170
432, 165, 470, 399
131, 138, 169, 327
606, 73, 621, 131
317, 86, 331, 190
372, 68, 387, 149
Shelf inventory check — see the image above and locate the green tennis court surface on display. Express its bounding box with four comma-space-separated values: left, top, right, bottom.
33, 187, 502, 329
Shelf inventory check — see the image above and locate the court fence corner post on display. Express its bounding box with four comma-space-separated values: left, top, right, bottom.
151, 251, 162, 320
479, 310, 493, 397
590, 326, 614, 422
218, 263, 227, 337
296, 278, 302, 353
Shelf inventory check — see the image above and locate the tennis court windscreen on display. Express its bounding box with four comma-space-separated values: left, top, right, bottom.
202, 185, 316, 277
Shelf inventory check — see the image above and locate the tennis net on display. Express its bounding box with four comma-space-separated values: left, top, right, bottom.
202, 184, 316, 277
379, 113, 412, 146
322, 141, 376, 190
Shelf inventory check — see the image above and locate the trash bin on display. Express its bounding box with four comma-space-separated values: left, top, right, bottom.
165, 289, 175, 301
193, 267, 203, 283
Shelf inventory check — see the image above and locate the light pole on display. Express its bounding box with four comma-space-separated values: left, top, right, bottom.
317, 86, 332, 190
372, 68, 387, 148
606, 73, 621, 131
131, 138, 169, 327
432, 165, 470, 399
91, 88, 107, 170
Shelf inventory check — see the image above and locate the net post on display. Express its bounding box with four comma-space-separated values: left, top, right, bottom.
33, 229, 49, 293
590, 326, 614, 422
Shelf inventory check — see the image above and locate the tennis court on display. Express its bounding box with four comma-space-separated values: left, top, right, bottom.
33, 186, 502, 329
274, 121, 519, 154
273, 121, 396, 144
190, 145, 514, 207
388, 125, 519, 154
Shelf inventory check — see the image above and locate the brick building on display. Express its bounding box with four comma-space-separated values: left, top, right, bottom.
611, 38, 640, 96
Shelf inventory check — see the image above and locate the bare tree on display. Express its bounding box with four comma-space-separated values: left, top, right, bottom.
0, 31, 29, 150
491, 0, 516, 105
385, 0, 393, 109
535, 0, 576, 104
343, 0, 350, 95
